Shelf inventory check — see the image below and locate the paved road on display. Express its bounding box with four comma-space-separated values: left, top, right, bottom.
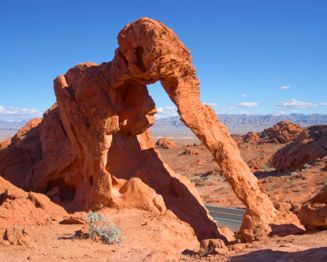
206, 205, 245, 232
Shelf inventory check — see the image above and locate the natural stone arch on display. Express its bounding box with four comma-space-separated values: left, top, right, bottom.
113, 17, 279, 241
0, 17, 302, 242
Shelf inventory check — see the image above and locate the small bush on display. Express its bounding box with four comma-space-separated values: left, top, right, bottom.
86, 211, 122, 245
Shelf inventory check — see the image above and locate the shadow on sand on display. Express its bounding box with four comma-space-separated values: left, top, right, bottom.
229, 247, 327, 262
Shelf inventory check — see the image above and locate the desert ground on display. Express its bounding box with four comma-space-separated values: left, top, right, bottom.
157, 136, 327, 210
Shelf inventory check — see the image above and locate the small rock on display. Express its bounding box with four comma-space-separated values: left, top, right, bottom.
199, 239, 229, 256
182, 147, 200, 155
155, 137, 176, 149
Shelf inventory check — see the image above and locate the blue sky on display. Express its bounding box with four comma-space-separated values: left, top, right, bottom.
0, 0, 326, 121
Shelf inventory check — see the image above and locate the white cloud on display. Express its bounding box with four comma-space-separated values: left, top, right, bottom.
0, 105, 41, 121
156, 106, 178, 118
277, 99, 317, 109
241, 94, 247, 97
320, 102, 327, 106
237, 102, 258, 108
279, 85, 290, 90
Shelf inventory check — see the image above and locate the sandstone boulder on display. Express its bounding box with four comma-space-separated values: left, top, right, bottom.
298, 185, 327, 229
271, 125, 327, 171
243, 132, 259, 143
155, 137, 176, 149
0, 177, 66, 228
261, 121, 303, 144
199, 238, 229, 256
0, 177, 66, 246
243, 121, 304, 144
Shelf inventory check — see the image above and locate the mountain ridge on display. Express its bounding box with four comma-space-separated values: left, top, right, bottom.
1, 113, 327, 140
151, 113, 327, 137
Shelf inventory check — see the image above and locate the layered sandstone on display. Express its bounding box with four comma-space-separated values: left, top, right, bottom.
0, 18, 301, 241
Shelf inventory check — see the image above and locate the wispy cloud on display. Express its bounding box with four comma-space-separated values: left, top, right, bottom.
320, 102, 327, 106
279, 85, 290, 90
241, 94, 247, 97
277, 99, 317, 109
0, 105, 41, 121
237, 102, 258, 108
156, 106, 178, 118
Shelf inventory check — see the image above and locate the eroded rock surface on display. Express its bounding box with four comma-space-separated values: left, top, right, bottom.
155, 137, 176, 149
0, 17, 301, 241
261, 121, 303, 144
298, 185, 327, 229
0, 177, 66, 246
0, 177, 66, 227
271, 125, 327, 171
243, 121, 304, 144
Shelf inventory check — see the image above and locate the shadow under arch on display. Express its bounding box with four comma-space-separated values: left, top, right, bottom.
106, 132, 223, 241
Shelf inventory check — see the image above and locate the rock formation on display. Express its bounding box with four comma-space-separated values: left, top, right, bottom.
0, 18, 301, 241
0, 177, 66, 227
155, 137, 176, 149
261, 121, 303, 144
243, 121, 304, 144
0, 177, 66, 246
271, 125, 327, 171
298, 185, 327, 229
243, 132, 260, 144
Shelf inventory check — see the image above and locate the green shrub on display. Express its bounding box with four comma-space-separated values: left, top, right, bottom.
86, 211, 122, 245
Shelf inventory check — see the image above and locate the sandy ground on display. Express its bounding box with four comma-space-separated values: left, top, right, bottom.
0, 209, 199, 262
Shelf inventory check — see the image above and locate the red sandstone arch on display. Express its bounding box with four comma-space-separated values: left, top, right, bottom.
0, 18, 302, 242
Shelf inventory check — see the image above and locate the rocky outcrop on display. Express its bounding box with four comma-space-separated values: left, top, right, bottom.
155, 137, 176, 149
243, 132, 260, 144
0, 177, 66, 233
243, 121, 304, 144
0, 18, 301, 242
298, 185, 327, 228
271, 125, 327, 171
261, 121, 303, 143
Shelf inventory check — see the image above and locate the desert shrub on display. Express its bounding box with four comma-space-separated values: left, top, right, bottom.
302, 163, 311, 170
86, 211, 122, 245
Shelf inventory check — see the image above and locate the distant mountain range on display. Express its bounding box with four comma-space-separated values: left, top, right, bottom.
151, 113, 327, 137
1, 114, 327, 141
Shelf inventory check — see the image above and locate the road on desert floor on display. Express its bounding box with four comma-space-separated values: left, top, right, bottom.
206, 205, 245, 232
